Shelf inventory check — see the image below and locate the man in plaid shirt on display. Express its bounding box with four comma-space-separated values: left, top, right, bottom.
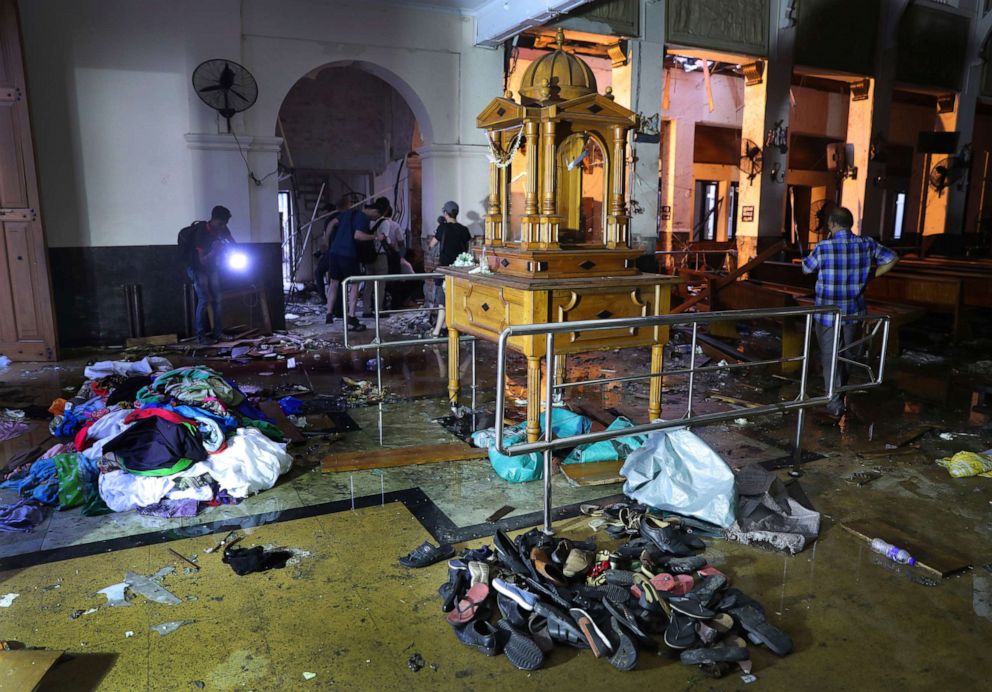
802, 206, 898, 416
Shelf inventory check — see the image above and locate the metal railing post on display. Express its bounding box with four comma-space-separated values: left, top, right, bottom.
543, 331, 555, 535
471, 338, 477, 414
686, 322, 698, 420
793, 313, 814, 470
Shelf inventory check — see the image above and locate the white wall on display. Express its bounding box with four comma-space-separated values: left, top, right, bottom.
19, 0, 502, 248
19, 0, 243, 247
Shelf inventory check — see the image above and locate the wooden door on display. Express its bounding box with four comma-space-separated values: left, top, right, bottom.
0, 0, 56, 361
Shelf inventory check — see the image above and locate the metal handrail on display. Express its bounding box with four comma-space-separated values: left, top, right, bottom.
493, 306, 890, 533
340, 271, 478, 411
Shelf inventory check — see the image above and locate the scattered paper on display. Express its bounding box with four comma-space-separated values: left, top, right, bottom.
97, 582, 132, 607
151, 620, 194, 636
0, 593, 19, 607
287, 357, 297, 369
124, 631, 135, 638
303, 672, 317, 681
124, 568, 181, 605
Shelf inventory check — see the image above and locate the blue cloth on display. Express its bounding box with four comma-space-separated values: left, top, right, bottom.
0, 458, 60, 506
0, 500, 46, 533
489, 409, 591, 483
801, 229, 897, 326
329, 209, 370, 259
278, 396, 304, 415
143, 403, 238, 432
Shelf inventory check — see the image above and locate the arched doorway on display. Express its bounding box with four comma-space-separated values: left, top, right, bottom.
276, 63, 426, 292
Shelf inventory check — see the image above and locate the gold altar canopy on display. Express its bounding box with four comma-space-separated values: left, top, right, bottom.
443, 29, 679, 443
477, 29, 641, 278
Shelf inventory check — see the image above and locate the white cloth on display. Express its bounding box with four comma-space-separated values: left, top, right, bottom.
98, 463, 216, 511
79, 408, 134, 462
83, 356, 173, 380
198, 427, 292, 498
99, 471, 176, 512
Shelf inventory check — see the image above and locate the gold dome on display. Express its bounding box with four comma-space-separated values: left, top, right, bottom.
518, 28, 598, 103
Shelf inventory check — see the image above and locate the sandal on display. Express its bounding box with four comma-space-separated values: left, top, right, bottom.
446, 582, 490, 625
399, 540, 454, 568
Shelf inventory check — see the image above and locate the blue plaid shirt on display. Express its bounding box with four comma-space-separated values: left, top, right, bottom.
801, 229, 898, 326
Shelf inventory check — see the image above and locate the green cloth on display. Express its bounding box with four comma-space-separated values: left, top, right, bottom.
53, 453, 85, 510
136, 366, 244, 416
242, 418, 285, 442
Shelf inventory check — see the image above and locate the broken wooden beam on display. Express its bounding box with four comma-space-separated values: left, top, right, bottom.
672, 240, 786, 314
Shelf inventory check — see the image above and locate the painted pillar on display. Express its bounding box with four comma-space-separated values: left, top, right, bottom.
737, 13, 794, 264
660, 117, 695, 261
841, 0, 902, 238
611, 7, 665, 252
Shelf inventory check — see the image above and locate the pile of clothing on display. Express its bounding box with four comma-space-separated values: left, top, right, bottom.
0, 357, 292, 530
436, 503, 792, 674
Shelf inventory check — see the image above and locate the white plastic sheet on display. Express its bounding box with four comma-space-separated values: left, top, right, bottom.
620, 426, 737, 528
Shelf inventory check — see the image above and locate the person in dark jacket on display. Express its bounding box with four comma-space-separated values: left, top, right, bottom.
428, 201, 471, 337
324, 195, 377, 330
187, 205, 235, 345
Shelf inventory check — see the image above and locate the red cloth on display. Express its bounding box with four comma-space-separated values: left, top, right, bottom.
73, 420, 97, 452
124, 408, 198, 427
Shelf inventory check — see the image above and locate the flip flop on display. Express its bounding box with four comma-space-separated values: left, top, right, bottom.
663, 612, 698, 650
721, 588, 793, 656
446, 582, 490, 625
680, 642, 750, 665
399, 540, 454, 568
697, 565, 729, 583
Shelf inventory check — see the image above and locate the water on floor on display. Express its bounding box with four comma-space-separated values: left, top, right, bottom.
1, 311, 991, 688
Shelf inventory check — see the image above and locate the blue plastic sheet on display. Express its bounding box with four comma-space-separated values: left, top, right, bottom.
489, 408, 590, 483
562, 416, 646, 464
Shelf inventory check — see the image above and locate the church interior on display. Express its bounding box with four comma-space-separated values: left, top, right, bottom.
2, 0, 992, 688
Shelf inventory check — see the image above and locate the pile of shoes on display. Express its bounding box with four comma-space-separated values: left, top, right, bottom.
438, 503, 793, 674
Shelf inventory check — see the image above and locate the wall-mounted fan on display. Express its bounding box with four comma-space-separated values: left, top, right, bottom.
192, 59, 258, 132
928, 156, 968, 197
811, 198, 835, 237
738, 139, 763, 184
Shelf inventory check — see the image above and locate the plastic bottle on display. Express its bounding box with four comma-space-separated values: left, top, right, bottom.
870, 538, 917, 566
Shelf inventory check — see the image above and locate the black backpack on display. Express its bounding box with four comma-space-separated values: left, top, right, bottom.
178, 221, 202, 267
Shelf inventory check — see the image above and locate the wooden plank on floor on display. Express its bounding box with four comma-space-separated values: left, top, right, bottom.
561, 460, 625, 486
321, 442, 483, 472
0, 649, 64, 690
840, 518, 972, 579
124, 333, 177, 347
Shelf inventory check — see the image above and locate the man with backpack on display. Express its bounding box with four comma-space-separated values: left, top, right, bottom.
324, 195, 377, 330
361, 197, 401, 317
179, 205, 236, 345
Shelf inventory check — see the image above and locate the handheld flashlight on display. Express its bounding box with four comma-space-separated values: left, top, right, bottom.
227, 249, 249, 271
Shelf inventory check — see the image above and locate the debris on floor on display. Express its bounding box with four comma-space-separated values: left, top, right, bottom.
936, 450, 992, 478
125, 567, 181, 605
435, 513, 791, 673
0, 593, 20, 607
151, 620, 194, 636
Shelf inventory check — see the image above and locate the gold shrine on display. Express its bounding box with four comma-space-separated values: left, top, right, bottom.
440, 30, 680, 442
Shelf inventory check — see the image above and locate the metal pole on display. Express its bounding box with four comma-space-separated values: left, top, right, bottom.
470, 338, 477, 414
373, 280, 382, 345
827, 313, 841, 403
686, 322, 698, 419
341, 277, 350, 349
494, 331, 509, 454
543, 331, 555, 535
793, 313, 814, 471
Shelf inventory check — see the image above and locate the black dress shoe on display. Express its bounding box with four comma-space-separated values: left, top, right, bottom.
452, 619, 501, 656
639, 516, 695, 557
